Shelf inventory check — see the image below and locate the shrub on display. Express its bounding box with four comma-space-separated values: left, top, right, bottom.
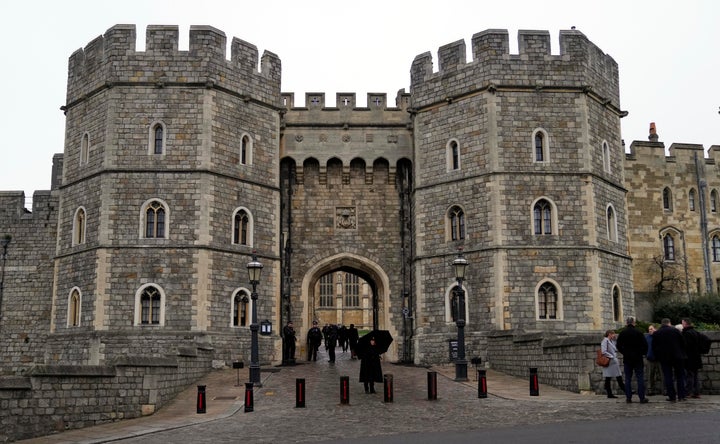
654, 296, 720, 329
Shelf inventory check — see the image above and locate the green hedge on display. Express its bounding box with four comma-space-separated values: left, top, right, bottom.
653, 296, 720, 330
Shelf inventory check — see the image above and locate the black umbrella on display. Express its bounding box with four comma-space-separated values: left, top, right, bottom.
355, 330, 393, 358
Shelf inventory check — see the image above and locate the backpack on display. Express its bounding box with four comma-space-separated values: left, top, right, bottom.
698, 332, 711, 355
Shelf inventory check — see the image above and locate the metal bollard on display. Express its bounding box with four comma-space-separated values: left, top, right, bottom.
196, 385, 207, 414
529, 367, 539, 396
340, 376, 350, 405
244, 382, 254, 412
296, 378, 306, 408
477, 369, 487, 398
427, 371, 437, 401
383, 374, 394, 403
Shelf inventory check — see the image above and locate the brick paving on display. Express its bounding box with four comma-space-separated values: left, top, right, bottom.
17, 347, 720, 443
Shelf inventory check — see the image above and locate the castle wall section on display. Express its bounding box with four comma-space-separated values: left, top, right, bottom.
410, 30, 631, 364
0, 190, 59, 374
625, 139, 720, 316
51, 25, 282, 366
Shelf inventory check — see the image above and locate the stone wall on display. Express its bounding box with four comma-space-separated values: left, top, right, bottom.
486, 330, 720, 395
0, 346, 213, 442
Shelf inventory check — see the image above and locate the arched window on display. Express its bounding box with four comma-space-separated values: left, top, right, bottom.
711, 190, 718, 213
344, 273, 360, 307
448, 206, 465, 241
240, 133, 253, 165
144, 200, 167, 239
447, 139, 460, 171
73, 207, 86, 246
601, 141, 611, 173
662, 187, 673, 211
537, 282, 558, 320
319, 273, 334, 307
232, 289, 250, 327
232, 208, 253, 246
663, 233, 675, 261
533, 198, 553, 235
80, 133, 90, 165
67, 288, 81, 327
689, 189, 696, 211
606, 205, 617, 242
148, 121, 167, 155
712, 235, 720, 262
135, 284, 164, 326
533, 129, 549, 162
612, 286, 621, 322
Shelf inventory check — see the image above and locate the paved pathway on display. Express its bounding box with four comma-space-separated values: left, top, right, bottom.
17, 347, 720, 443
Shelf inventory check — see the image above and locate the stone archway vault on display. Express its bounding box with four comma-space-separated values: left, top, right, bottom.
300, 253, 398, 361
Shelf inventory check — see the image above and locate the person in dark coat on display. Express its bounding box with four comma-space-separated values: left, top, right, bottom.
338, 325, 348, 352
681, 318, 703, 398
282, 321, 296, 364
306, 320, 323, 361
348, 324, 360, 359
652, 318, 687, 402
645, 324, 663, 395
359, 336, 383, 393
616, 317, 649, 403
326, 323, 338, 363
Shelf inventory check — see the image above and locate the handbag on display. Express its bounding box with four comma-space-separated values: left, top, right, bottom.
596, 349, 610, 367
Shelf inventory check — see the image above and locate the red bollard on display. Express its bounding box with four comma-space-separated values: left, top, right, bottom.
296, 378, 306, 408
196, 385, 206, 414
244, 382, 254, 412
340, 376, 350, 405
383, 374, 394, 403
478, 369, 487, 399
529, 368, 539, 396
427, 371, 437, 401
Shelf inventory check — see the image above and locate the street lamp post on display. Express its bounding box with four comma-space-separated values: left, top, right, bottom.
246, 252, 263, 386
0, 235, 11, 324
452, 249, 468, 381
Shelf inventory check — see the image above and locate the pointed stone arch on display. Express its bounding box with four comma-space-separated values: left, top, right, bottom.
300, 253, 398, 361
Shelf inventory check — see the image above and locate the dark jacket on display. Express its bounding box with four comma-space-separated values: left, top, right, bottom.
682, 326, 703, 371
359, 345, 383, 383
652, 324, 687, 364
617, 324, 648, 366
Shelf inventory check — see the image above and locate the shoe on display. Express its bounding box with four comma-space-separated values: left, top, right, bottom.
370, 390, 376, 394
607, 395, 617, 398
666, 398, 676, 403
678, 398, 687, 402
626, 399, 632, 403
640, 399, 649, 404
691, 394, 701, 399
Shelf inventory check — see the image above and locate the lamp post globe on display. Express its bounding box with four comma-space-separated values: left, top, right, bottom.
452, 249, 468, 381
246, 252, 263, 386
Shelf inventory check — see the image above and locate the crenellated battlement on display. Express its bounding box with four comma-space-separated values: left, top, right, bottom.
65, 25, 281, 109
280, 90, 412, 129
410, 28, 619, 110
625, 140, 720, 166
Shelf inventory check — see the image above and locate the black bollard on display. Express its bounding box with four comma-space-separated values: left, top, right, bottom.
296, 378, 306, 408
196, 385, 206, 414
340, 376, 350, 405
477, 369, 487, 398
383, 374, 394, 403
244, 382, 254, 412
427, 371, 437, 401
529, 367, 539, 396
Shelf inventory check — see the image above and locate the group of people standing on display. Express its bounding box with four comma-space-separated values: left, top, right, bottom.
601, 316, 708, 403
305, 322, 360, 363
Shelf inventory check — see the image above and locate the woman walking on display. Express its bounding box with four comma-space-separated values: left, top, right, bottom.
601, 329, 626, 398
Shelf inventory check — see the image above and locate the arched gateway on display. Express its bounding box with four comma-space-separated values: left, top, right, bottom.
300, 253, 399, 362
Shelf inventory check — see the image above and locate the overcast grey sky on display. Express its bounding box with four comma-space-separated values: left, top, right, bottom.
1, 0, 718, 200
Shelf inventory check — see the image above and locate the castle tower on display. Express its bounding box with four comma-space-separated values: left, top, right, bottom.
50, 25, 282, 364
409, 29, 633, 363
